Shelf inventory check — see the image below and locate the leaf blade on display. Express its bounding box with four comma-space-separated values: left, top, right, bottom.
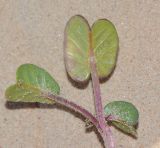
105, 101, 139, 136
64, 15, 90, 82
104, 101, 139, 126
92, 19, 119, 78
16, 64, 60, 94
5, 64, 60, 104
5, 84, 54, 104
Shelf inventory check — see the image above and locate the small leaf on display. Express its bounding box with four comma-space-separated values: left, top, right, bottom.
105, 101, 139, 136
104, 101, 139, 126
64, 15, 119, 82
110, 120, 137, 137
5, 64, 60, 104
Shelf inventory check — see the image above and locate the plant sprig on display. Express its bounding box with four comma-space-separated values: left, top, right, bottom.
5, 15, 139, 148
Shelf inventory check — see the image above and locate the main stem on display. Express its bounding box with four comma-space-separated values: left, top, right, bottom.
47, 93, 117, 148
46, 93, 114, 147
90, 47, 114, 148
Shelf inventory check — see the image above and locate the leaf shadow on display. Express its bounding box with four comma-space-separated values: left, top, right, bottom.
99, 67, 116, 84
66, 71, 90, 89
5, 101, 104, 147
86, 126, 105, 148
5, 102, 41, 109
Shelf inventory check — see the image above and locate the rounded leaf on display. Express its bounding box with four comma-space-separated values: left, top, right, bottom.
92, 19, 119, 78
64, 15, 90, 82
104, 101, 139, 125
5, 64, 60, 104
16, 64, 60, 94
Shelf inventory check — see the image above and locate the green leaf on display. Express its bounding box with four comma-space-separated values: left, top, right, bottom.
64, 15, 90, 82
5, 64, 60, 104
110, 120, 137, 137
104, 101, 139, 126
92, 20, 118, 78
105, 101, 139, 136
64, 15, 119, 82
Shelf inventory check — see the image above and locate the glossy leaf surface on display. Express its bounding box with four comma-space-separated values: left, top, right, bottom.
104, 101, 139, 126
5, 64, 60, 104
64, 15, 119, 82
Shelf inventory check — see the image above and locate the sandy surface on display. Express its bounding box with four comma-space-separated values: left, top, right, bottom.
0, 0, 160, 148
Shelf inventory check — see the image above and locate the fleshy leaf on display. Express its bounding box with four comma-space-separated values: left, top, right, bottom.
104, 101, 139, 126
110, 120, 137, 137
92, 19, 118, 78
64, 15, 90, 82
5, 64, 60, 104
64, 15, 119, 82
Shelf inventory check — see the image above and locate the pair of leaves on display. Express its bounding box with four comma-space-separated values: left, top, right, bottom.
104, 101, 139, 136
5, 64, 60, 104
65, 15, 118, 82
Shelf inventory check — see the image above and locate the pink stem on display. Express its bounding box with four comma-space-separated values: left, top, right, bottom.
90, 48, 115, 148
47, 93, 99, 128
46, 93, 115, 147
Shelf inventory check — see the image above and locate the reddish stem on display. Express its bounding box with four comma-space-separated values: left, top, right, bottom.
47, 93, 99, 128
46, 93, 116, 147
89, 48, 114, 148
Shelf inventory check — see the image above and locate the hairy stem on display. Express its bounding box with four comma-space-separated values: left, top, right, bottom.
47, 93, 99, 128
89, 48, 114, 148
46, 93, 116, 147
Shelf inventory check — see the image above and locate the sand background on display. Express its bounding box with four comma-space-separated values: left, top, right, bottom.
0, 0, 160, 148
